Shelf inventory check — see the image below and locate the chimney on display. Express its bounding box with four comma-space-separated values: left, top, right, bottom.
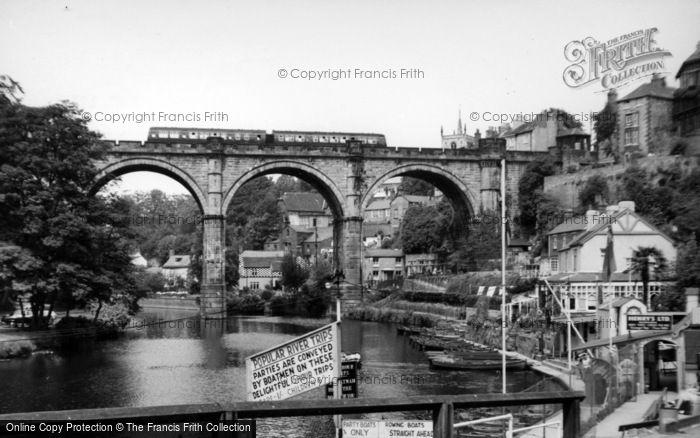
607, 89, 618, 104
585, 209, 599, 230
618, 201, 635, 212
686, 288, 699, 313
474, 129, 481, 147
169, 249, 175, 259
650, 73, 666, 88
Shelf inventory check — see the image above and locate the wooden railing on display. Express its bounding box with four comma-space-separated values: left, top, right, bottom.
0, 390, 586, 437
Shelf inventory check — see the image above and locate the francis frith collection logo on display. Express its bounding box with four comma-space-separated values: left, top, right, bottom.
563, 28, 672, 89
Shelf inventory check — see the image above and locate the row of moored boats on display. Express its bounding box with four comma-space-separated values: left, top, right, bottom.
400, 325, 529, 371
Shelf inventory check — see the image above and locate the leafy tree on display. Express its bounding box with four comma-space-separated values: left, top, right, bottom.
544, 108, 583, 129
227, 176, 276, 228
275, 175, 314, 194
134, 270, 166, 294
400, 205, 449, 254
459, 210, 501, 270
242, 189, 283, 249
517, 158, 556, 233
658, 237, 700, 311
398, 177, 434, 196
671, 168, 700, 240
0, 97, 136, 328
621, 167, 674, 227
280, 253, 308, 293
532, 194, 565, 256
594, 102, 617, 147
629, 246, 668, 309
578, 174, 609, 211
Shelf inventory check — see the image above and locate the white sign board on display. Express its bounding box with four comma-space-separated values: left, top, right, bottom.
246, 322, 339, 401
342, 420, 433, 437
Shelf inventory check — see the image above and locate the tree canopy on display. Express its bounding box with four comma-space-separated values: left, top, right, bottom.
517, 158, 557, 233
398, 177, 435, 196
0, 97, 137, 328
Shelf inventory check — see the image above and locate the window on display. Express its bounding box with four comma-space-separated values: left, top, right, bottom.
552, 237, 558, 250
251, 268, 259, 276
312, 218, 317, 227
624, 112, 639, 145
372, 257, 379, 265
550, 257, 559, 272
372, 270, 379, 277
395, 257, 402, 264
569, 297, 576, 310
250, 282, 260, 290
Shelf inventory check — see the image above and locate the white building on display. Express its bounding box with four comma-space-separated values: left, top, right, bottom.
238, 250, 284, 290
161, 251, 191, 287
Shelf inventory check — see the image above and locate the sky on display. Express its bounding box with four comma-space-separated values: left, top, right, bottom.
2, 0, 699, 194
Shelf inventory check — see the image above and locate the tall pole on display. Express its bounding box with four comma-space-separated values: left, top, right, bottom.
501, 156, 507, 394
334, 271, 343, 438
567, 283, 573, 389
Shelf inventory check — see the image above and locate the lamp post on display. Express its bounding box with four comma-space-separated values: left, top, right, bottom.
501, 155, 507, 395
333, 270, 344, 323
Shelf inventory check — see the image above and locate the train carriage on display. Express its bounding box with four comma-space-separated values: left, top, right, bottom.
147, 127, 386, 146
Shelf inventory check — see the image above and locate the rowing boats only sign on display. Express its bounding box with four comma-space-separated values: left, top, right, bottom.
246, 322, 339, 401
342, 420, 433, 437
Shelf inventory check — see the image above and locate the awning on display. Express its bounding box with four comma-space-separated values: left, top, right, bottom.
572, 330, 673, 351
551, 314, 598, 324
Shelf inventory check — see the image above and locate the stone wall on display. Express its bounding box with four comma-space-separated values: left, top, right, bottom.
543, 155, 699, 210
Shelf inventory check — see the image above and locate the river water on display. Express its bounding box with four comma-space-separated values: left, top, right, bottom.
0, 309, 561, 436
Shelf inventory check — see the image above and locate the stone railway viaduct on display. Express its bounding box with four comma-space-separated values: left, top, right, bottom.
91, 135, 548, 317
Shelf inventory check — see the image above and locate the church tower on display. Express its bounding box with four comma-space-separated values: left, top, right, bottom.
441, 109, 475, 149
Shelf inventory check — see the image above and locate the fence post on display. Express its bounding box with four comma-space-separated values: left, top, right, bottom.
562, 399, 581, 438
433, 402, 454, 438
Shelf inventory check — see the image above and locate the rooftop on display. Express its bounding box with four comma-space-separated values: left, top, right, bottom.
618, 75, 676, 102
546, 271, 653, 283
547, 218, 588, 235
280, 192, 328, 214
162, 255, 191, 269
365, 249, 404, 258
240, 250, 285, 269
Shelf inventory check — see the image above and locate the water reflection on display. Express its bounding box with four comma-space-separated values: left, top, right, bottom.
0, 310, 557, 436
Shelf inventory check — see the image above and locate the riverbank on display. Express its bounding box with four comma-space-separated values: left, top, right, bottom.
0, 307, 134, 359
139, 297, 199, 311
0, 329, 37, 359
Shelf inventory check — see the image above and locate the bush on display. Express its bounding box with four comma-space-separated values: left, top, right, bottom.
134, 270, 166, 293
0, 340, 36, 359
269, 294, 292, 316
295, 283, 331, 318
260, 288, 274, 301
399, 291, 507, 310
240, 294, 265, 314
227, 292, 265, 315
267, 284, 331, 318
